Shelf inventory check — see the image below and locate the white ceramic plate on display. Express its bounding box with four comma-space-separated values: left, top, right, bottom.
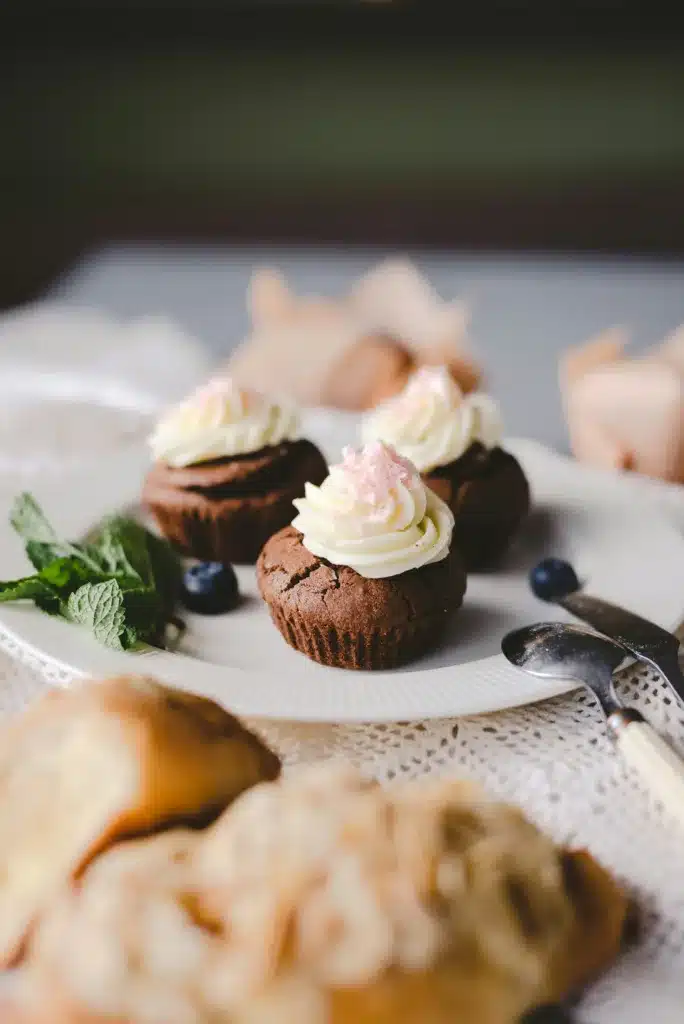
2, 410, 684, 723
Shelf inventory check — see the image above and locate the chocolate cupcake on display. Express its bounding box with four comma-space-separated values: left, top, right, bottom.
143, 377, 327, 564
361, 366, 530, 569
257, 442, 466, 669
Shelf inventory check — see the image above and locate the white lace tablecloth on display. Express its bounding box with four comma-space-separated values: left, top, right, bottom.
1, 304, 684, 1022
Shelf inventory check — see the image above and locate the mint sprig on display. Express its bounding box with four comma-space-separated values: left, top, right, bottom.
66, 579, 126, 650
0, 494, 182, 650
10, 493, 57, 544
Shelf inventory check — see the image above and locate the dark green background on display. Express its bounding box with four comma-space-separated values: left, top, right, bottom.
2, 4, 683, 309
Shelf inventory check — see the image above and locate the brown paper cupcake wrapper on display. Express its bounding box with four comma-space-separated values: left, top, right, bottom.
143, 441, 328, 566
146, 493, 299, 566
425, 445, 531, 571
266, 604, 450, 671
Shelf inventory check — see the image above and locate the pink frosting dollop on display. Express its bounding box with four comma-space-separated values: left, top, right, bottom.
187, 376, 253, 409
338, 441, 420, 506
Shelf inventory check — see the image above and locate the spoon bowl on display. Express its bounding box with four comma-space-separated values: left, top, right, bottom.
502, 621, 628, 682
502, 621, 684, 827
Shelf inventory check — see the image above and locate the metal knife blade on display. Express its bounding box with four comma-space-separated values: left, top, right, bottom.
558, 590, 684, 703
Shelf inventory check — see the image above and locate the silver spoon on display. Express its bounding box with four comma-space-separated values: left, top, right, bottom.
502, 622, 684, 824
529, 557, 684, 705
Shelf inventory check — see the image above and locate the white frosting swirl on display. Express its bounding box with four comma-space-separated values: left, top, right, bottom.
149, 377, 300, 467
361, 366, 503, 473
291, 442, 454, 579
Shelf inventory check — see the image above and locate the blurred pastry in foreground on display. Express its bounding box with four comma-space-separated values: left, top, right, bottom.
561, 324, 684, 482
362, 366, 530, 570
226, 260, 480, 411
15, 764, 627, 1024
0, 675, 280, 967
258, 442, 466, 669
143, 375, 327, 563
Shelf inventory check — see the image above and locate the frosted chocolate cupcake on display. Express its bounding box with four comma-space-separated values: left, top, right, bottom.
362, 366, 530, 569
143, 377, 327, 564
257, 442, 466, 669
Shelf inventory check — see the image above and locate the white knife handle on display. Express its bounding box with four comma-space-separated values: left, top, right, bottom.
609, 710, 684, 825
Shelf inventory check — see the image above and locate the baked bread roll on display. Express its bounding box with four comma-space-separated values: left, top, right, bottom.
0, 675, 280, 967
14, 764, 626, 1023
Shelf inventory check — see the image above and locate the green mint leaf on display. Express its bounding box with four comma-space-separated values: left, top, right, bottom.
10, 493, 58, 544
25, 540, 67, 572
0, 576, 60, 607
0, 555, 98, 617
123, 623, 140, 649
26, 539, 106, 576
35, 592, 65, 616
5, 496, 182, 651
66, 579, 126, 650
121, 587, 165, 645
12, 493, 103, 574
94, 518, 149, 582
146, 530, 182, 614
39, 556, 95, 591
92, 516, 180, 612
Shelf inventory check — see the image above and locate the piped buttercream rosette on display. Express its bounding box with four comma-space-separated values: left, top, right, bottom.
149, 376, 300, 468
291, 441, 454, 579
361, 365, 502, 473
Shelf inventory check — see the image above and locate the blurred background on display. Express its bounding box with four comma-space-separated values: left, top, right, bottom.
1, 1, 683, 312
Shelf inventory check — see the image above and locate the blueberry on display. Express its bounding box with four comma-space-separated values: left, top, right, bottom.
181, 561, 239, 615
529, 558, 580, 602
